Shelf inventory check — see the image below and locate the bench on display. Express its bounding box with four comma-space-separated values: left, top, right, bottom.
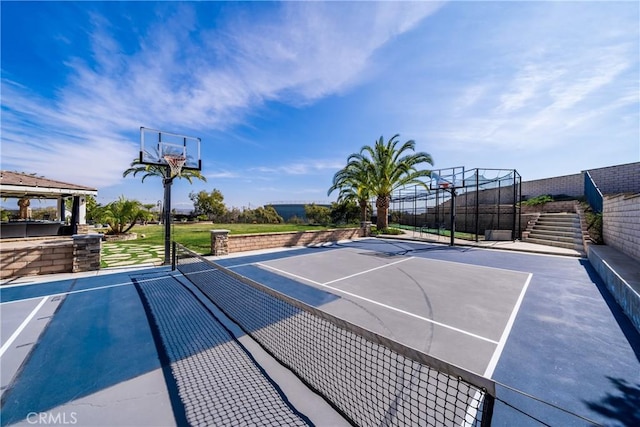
588, 245, 640, 333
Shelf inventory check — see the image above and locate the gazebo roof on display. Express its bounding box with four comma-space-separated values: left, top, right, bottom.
0, 170, 98, 199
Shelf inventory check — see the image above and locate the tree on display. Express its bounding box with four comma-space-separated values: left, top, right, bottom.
82, 195, 101, 223
330, 200, 361, 225
305, 204, 331, 225
94, 196, 149, 234
223, 207, 242, 223
189, 189, 226, 221
255, 206, 283, 224
123, 158, 207, 264
328, 157, 373, 223
238, 207, 257, 224
343, 135, 433, 230
123, 158, 207, 183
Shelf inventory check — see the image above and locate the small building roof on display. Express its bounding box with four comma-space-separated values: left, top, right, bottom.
0, 170, 98, 199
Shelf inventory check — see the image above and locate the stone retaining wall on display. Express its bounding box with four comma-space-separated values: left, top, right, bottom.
225, 228, 364, 254
0, 235, 102, 280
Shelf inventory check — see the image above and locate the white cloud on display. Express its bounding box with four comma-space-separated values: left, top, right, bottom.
419, 4, 639, 156
206, 171, 240, 179
1, 2, 442, 188
0, 80, 135, 187
250, 159, 344, 176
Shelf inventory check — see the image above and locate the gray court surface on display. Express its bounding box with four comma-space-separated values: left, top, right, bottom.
1, 238, 639, 426
245, 247, 531, 376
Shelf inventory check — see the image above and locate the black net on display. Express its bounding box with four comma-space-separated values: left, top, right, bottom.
134, 276, 312, 426
174, 243, 496, 426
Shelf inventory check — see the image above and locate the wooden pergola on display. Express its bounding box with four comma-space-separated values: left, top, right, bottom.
0, 171, 98, 238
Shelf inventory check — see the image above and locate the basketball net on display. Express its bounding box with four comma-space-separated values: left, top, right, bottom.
164, 154, 186, 178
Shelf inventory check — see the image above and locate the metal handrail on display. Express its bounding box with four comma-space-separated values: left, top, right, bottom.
584, 171, 603, 213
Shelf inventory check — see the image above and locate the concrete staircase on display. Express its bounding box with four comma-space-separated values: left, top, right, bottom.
524, 212, 585, 254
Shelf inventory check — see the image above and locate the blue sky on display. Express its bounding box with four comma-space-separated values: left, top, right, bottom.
1, 1, 638, 211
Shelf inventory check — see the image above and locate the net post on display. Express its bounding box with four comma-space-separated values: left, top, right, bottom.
480, 392, 495, 427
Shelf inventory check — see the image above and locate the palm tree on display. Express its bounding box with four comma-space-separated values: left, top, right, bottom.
122, 158, 207, 183
348, 135, 433, 230
328, 159, 372, 223
95, 196, 148, 234
123, 157, 206, 264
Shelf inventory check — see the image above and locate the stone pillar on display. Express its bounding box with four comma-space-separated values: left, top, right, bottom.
73, 234, 102, 272
211, 229, 230, 256
360, 221, 372, 237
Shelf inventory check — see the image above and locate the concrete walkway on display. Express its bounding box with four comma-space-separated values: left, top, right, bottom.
385, 229, 585, 257
101, 242, 164, 268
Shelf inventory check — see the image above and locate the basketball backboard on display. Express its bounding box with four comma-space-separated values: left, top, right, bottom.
428, 166, 465, 190
140, 127, 201, 171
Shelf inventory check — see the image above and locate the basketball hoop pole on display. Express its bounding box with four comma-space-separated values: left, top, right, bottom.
162, 173, 175, 265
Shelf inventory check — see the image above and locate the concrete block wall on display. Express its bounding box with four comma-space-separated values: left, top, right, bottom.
519, 162, 639, 200
456, 186, 519, 206
521, 173, 584, 198
588, 162, 640, 195
603, 193, 640, 261
227, 228, 363, 253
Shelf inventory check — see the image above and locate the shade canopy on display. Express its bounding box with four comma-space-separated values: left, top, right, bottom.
0, 171, 97, 199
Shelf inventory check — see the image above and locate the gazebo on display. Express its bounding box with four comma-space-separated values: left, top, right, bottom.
0, 171, 98, 239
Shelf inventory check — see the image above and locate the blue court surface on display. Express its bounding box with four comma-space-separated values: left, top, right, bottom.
1, 238, 639, 426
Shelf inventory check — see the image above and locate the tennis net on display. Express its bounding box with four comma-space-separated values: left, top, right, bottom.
174, 243, 496, 426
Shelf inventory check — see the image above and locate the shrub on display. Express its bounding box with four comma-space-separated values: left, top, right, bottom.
304, 204, 331, 225
520, 195, 553, 206
370, 226, 404, 236
581, 203, 603, 244
287, 215, 304, 224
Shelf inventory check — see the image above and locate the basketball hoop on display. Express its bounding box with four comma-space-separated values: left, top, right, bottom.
439, 182, 450, 189
164, 154, 186, 177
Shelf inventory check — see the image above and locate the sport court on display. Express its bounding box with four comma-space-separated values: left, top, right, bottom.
219, 242, 531, 377
1, 238, 639, 426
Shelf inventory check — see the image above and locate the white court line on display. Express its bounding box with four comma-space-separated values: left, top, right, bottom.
257, 261, 499, 345
223, 245, 350, 270
483, 272, 533, 378
414, 255, 532, 275
0, 296, 48, 358
0, 275, 166, 306
323, 257, 413, 285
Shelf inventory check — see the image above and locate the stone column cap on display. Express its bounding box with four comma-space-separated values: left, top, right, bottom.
72, 233, 103, 239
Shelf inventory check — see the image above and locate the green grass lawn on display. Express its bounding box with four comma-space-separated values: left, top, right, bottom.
389, 223, 481, 241
116, 222, 341, 254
